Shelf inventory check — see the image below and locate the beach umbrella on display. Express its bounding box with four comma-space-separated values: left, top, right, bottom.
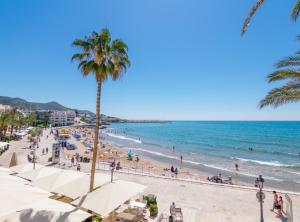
127, 151, 136, 157
71, 180, 146, 218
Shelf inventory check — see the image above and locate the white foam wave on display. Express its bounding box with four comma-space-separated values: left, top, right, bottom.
104, 133, 142, 144
235, 158, 291, 167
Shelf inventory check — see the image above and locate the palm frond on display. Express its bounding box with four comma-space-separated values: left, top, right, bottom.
275, 56, 300, 68
72, 39, 91, 52
259, 83, 300, 108
267, 69, 300, 82
241, 0, 265, 35
71, 52, 90, 62
291, 0, 300, 21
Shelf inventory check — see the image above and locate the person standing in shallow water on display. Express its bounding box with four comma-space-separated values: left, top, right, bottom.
235, 163, 239, 171
180, 155, 183, 168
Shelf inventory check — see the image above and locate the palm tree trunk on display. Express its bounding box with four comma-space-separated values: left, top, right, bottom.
89, 80, 102, 192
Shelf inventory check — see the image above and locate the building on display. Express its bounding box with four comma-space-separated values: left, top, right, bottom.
0, 104, 12, 114
49, 110, 76, 126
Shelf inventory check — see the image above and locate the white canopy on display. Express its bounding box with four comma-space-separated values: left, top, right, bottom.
33, 170, 86, 192
72, 180, 146, 217
0, 168, 91, 222
17, 167, 62, 181
10, 163, 44, 174
52, 173, 112, 199
0, 142, 9, 149
130, 200, 146, 209
14, 132, 27, 137
0, 198, 91, 222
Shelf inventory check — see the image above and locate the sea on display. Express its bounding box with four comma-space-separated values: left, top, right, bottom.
101, 121, 300, 190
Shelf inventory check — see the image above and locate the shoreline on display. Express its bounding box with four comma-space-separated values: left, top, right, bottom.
99, 129, 300, 193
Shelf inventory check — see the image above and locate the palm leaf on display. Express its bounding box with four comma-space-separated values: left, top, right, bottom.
259, 83, 300, 108
275, 56, 300, 68
291, 0, 300, 21
267, 69, 300, 82
241, 0, 265, 35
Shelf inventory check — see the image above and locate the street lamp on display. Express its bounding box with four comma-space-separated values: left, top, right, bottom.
255, 175, 265, 222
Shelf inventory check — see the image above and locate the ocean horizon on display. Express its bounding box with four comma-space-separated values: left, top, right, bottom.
102, 121, 300, 189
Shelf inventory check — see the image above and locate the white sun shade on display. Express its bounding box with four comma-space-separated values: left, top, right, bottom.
0, 198, 91, 222
71, 180, 146, 218
0, 168, 91, 222
33, 170, 86, 192
17, 166, 62, 181
52, 173, 112, 199
10, 163, 44, 174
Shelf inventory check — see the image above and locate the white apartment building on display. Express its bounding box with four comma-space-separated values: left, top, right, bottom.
49, 110, 76, 126
0, 104, 12, 114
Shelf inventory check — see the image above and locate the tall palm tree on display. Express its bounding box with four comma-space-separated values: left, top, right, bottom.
0, 112, 10, 140
72, 28, 130, 192
259, 39, 300, 108
8, 109, 21, 136
242, 0, 300, 35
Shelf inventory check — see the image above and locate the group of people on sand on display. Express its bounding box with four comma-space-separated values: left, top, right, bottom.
271, 191, 285, 218
70, 153, 81, 171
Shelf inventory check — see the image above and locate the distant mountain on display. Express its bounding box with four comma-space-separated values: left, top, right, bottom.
0, 96, 69, 111
0, 96, 167, 124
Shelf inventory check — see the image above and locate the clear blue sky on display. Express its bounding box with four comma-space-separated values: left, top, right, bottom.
1, 0, 300, 120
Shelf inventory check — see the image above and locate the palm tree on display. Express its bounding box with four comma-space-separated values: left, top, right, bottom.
72, 28, 130, 192
8, 109, 21, 136
242, 0, 300, 35
0, 112, 10, 140
259, 39, 300, 108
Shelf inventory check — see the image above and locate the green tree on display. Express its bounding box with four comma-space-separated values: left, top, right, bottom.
8, 109, 22, 136
0, 112, 10, 140
242, 0, 300, 35
71, 28, 130, 191
260, 39, 300, 108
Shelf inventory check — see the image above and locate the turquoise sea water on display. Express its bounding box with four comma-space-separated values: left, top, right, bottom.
104, 121, 300, 184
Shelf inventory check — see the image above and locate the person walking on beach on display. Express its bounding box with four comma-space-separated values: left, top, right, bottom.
175, 168, 178, 177
71, 156, 74, 167
77, 163, 81, 171
277, 196, 284, 217
170, 202, 176, 214
271, 191, 279, 211
235, 163, 239, 171
180, 155, 183, 168
172, 146, 175, 152
46, 147, 48, 154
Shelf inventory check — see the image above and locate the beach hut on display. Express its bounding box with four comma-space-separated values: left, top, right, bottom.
71, 180, 146, 218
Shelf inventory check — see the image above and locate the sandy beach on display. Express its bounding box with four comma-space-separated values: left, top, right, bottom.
1, 127, 300, 221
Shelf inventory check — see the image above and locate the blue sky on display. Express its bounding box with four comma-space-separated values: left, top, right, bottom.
1, 0, 300, 120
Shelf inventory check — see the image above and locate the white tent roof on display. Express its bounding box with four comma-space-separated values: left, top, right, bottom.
17, 167, 62, 181
0, 198, 91, 222
0, 166, 13, 174
14, 132, 27, 136
52, 173, 112, 199
0, 169, 91, 222
33, 170, 86, 192
0, 142, 9, 149
72, 180, 146, 217
10, 163, 44, 174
